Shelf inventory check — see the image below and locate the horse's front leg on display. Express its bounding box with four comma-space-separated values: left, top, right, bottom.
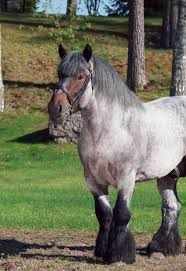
94, 193, 113, 258
85, 175, 113, 258
104, 173, 136, 264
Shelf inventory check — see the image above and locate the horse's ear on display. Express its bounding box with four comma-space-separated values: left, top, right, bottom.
58, 44, 67, 59
83, 44, 92, 62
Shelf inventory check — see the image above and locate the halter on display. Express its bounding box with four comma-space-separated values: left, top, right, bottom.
53, 67, 93, 117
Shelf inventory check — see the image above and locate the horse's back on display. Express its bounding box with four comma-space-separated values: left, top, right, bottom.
144, 96, 186, 111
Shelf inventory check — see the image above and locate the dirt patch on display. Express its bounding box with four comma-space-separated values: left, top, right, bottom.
0, 229, 185, 271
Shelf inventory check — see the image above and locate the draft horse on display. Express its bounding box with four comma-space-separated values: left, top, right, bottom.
48, 44, 186, 264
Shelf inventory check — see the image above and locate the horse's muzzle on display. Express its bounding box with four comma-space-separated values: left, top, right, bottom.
48, 93, 71, 125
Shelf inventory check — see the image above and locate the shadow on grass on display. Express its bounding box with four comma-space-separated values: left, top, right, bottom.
11, 129, 51, 144
0, 19, 53, 28
4, 80, 55, 90
0, 239, 53, 257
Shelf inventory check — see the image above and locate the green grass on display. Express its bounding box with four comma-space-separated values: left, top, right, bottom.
0, 112, 186, 234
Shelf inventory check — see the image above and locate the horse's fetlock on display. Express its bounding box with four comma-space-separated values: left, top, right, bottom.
113, 209, 131, 226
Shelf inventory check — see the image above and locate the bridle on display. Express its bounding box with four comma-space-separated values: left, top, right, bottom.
53, 67, 93, 117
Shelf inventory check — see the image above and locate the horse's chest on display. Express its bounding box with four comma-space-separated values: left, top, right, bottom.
88, 159, 118, 187
84, 148, 120, 187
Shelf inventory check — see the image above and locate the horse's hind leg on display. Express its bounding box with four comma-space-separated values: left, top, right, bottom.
147, 174, 182, 257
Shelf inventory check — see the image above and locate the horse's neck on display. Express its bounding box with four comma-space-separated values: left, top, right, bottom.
81, 96, 125, 142
81, 97, 106, 128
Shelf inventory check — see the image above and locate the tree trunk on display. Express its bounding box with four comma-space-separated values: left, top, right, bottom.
22, 0, 26, 12
160, 0, 179, 48
170, 0, 179, 47
127, 0, 146, 92
1, 0, 8, 12
0, 25, 4, 113
160, 0, 171, 48
67, 0, 77, 15
170, 0, 186, 96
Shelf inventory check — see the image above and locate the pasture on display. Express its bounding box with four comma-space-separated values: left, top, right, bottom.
0, 13, 186, 270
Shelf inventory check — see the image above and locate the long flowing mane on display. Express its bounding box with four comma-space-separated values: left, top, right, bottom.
58, 52, 143, 110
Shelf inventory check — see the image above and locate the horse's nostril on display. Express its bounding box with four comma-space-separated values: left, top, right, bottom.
58, 104, 62, 114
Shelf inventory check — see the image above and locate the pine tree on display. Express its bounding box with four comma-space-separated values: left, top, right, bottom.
127, 0, 146, 92
160, 0, 179, 48
106, 0, 128, 16
171, 0, 186, 95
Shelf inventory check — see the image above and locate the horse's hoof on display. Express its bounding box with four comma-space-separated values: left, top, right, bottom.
110, 261, 126, 266
104, 254, 135, 265
94, 234, 109, 258
94, 247, 106, 259
150, 252, 165, 260
147, 226, 182, 257
104, 230, 136, 264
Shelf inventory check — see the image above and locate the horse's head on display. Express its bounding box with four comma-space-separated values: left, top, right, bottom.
48, 44, 93, 125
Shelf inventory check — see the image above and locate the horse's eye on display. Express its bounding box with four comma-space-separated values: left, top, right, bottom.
78, 75, 83, 80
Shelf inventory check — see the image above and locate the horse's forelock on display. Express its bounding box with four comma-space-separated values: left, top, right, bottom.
58, 52, 89, 78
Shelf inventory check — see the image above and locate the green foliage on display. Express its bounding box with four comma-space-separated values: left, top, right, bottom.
37, 2, 94, 50
50, 14, 94, 49
24, 0, 37, 12
38, 13, 94, 50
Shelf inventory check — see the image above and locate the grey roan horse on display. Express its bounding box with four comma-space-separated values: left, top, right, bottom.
48, 44, 186, 264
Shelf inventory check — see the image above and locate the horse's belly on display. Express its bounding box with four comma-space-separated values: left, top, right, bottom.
136, 144, 185, 180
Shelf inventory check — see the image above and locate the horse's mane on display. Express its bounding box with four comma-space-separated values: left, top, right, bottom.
92, 55, 143, 110
58, 51, 143, 111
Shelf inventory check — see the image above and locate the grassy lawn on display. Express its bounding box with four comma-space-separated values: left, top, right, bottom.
0, 13, 185, 235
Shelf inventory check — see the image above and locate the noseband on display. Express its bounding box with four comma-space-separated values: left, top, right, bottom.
53, 68, 93, 117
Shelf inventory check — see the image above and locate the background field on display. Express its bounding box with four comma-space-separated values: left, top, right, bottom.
0, 13, 186, 271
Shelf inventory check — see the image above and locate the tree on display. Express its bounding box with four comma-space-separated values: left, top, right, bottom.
106, 0, 128, 16
170, 0, 179, 47
84, 0, 101, 15
160, 0, 171, 48
22, 0, 26, 12
144, 0, 162, 15
170, 0, 186, 96
67, 0, 77, 15
160, 0, 179, 48
0, 25, 4, 113
0, 0, 8, 12
127, 0, 146, 92
105, 0, 162, 17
